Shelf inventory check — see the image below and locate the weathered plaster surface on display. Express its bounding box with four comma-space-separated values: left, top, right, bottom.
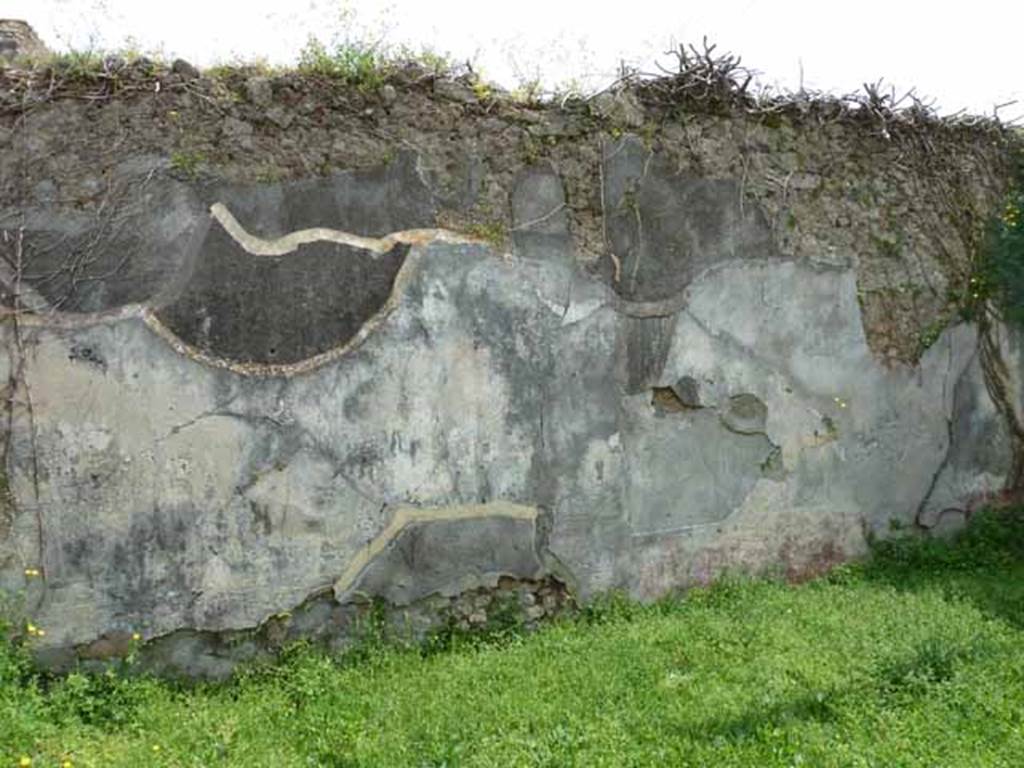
0, 133, 1016, 675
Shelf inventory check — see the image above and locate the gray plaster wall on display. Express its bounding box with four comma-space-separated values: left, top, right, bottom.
0, 127, 1018, 675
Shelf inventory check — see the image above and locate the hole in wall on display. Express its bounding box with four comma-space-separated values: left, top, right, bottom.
651, 387, 693, 414
651, 376, 703, 415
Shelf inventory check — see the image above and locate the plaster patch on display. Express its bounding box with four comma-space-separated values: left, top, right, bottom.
333, 501, 538, 598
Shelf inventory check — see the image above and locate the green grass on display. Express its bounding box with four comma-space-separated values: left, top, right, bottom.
4, 510, 1024, 767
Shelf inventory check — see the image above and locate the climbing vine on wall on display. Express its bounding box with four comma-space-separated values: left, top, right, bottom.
972, 185, 1024, 325
969, 145, 1024, 493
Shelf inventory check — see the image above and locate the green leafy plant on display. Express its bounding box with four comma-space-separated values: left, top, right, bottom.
297, 37, 388, 90
395, 45, 453, 76
40, 49, 108, 81
916, 317, 948, 355
970, 189, 1024, 324
423, 592, 527, 657
868, 506, 1024, 572
471, 80, 493, 101
297, 35, 460, 92
509, 76, 544, 104
464, 218, 507, 247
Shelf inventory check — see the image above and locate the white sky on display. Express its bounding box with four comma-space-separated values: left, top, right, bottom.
7, 0, 1024, 122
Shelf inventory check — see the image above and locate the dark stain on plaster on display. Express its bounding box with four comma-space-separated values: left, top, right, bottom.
106, 504, 198, 620
602, 135, 778, 302
720, 393, 769, 435
68, 343, 107, 371
344, 516, 545, 607
154, 151, 437, 364
8, 182, 209, 313
156, 224, 410, 364
621, 314, 677, 393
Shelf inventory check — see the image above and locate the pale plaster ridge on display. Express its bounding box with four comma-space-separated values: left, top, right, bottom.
332, 501, 538, 598
141, 307, 393, 377
210, 202, 482, 257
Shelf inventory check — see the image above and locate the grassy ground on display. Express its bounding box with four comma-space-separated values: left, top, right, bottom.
3, 512, 1024, 768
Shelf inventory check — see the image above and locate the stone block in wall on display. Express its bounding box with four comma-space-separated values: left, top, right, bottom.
0, 20, 48, 62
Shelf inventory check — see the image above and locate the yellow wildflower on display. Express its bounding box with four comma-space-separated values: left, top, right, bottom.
19, 757, 31, 768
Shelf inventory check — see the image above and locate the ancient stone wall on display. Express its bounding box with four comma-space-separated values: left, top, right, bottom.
0, 20, 47, 62
1, 38, 1022, 675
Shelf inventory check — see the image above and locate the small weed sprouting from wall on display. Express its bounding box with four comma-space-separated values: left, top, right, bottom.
297, 38, 388, 91
169, 150, 205, 180
463, 219, 508, 248
295, 34, 457, 92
